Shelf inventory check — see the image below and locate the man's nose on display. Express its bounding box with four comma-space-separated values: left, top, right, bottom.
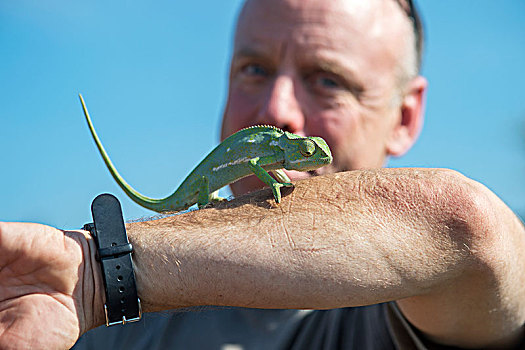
255, 75, 305, 134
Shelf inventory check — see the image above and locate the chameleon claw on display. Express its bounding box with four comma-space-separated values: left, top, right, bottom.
271, 182, 294, 203
209, 190, 226, 203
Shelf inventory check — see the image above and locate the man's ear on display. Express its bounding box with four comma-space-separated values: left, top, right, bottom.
386, 76, 427, 157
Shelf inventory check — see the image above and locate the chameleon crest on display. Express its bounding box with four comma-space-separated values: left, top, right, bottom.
79, 95, 332, 212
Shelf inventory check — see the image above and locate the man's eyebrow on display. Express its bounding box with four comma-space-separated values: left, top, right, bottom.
313, 61, 354, 78
232, 47, 266, 59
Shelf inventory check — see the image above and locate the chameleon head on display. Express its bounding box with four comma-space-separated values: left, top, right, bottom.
280, 132, 333, 171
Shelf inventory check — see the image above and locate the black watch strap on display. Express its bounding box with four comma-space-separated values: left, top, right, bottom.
84, 193, 142, 326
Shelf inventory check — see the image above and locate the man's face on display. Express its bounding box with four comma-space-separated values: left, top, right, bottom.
221, 0, 416, 196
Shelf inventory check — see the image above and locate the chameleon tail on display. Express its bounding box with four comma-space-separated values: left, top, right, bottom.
79, 94, 169, 212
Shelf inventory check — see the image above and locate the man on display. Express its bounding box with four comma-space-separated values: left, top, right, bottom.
1, 0, 524, 349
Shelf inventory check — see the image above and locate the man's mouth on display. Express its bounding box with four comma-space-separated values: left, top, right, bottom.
283, 169, 320, 181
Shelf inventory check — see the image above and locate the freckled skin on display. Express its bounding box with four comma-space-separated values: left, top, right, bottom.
80, 95, 332, 212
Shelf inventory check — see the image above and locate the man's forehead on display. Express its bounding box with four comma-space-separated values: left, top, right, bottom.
236, 0, 407, 47
239, 0, 382, 25
235, 0, 412, 74
241, 0, 375, 14
235, 0, 370, 51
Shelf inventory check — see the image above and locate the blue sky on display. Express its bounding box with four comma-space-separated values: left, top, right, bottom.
1, 1, 524, 229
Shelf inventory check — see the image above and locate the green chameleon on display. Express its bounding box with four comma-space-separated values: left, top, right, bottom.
79, 94, 332, 212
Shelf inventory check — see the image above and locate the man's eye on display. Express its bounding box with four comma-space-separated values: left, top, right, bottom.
305, 72, 345, 95
242, 63, 268, 77
315, 75, 340, 89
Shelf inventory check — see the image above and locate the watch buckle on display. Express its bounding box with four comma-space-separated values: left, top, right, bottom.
104, 298, 142, 326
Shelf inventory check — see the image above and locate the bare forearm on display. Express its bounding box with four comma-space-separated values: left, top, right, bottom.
128, 168, 481, 311
4, 169, 521, 348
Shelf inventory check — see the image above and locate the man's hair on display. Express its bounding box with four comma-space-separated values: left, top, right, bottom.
396, 0, 424, 74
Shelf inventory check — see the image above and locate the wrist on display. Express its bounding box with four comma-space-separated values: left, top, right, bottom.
68, 229, 106, 332
84, 193, 142, 326
125, 222, 166, 312
85, 230, 107, 329
125, 220, 194, 312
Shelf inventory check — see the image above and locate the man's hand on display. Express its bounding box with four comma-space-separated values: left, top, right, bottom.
0, 222, 104, 350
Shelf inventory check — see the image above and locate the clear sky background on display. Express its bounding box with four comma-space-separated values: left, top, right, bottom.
1, 1, 524, 229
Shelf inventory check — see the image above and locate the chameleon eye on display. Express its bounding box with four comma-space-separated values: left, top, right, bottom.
299, 140, 316, 157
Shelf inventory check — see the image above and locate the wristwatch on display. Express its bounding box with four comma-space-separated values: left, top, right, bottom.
83, 193, 142, 326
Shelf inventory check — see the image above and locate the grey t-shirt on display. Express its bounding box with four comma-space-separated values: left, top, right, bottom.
73, 304, 397, 349
73, 302, 525, 349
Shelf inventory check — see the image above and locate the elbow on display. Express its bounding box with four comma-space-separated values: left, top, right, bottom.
430, 169, 501, 261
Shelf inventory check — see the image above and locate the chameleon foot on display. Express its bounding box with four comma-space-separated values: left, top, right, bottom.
271, 182, 294, 203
